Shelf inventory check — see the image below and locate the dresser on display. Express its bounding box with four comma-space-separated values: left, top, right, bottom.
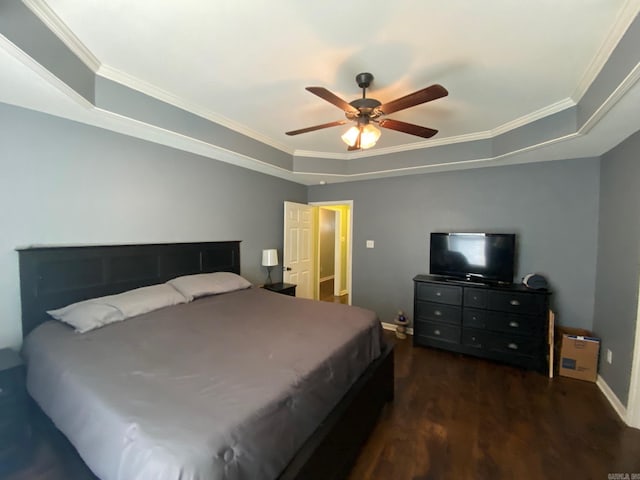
0, 348, 32, 474
413, 275, 550, 372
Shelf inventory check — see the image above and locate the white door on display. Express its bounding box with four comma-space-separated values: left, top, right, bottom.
283, 201, 314, 299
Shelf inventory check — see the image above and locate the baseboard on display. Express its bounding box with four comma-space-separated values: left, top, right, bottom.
596, 375, 628, 425
381, 321, 414, 336
339, 289, 348, 296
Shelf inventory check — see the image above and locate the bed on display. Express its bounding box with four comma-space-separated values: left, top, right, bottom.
18, 241, 394, 480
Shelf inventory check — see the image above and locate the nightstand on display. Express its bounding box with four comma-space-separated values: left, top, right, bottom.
0, 348, 31, 474
262, 282, 297, 297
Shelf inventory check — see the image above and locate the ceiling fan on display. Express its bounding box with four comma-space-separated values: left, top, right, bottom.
286, 72, 448, 151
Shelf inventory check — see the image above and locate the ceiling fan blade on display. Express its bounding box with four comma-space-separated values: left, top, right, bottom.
378, 84, 448, 115
306, 87, 359, 114
378, 118, 438, 138
285, 120, 348, 136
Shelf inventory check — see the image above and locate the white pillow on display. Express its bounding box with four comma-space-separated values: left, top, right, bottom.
47, 300, 124, 333
105, 284, 187, 318
47, 284, 188, 333
168, 272, 252, 301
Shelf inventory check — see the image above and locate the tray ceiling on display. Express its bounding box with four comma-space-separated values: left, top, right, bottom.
1, 0, 639, 184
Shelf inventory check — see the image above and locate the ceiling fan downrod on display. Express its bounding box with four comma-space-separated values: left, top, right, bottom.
355, 72, 374, 99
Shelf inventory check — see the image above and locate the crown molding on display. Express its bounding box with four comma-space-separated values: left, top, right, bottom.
293, 99, 574, 160
293, 150, 350, 160
18, 0, 585, 162
572, 0, 640, 103
15, 0, 636, 167
294, 131, 492, 159
21, 0, 294, 155
489, 98, 575, 136
97, 64, 294, 155
579, 60, 640, 134
293, 130, 583, 182
0, 34, 93, 109
21, 0, 101, 72
92, 106, 301, 182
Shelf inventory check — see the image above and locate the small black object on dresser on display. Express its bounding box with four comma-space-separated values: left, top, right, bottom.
0, 348, 32, 474
262, 282, 297, 297
413, 275, 551, 372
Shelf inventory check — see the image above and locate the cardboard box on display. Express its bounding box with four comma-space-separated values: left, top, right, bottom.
559, 333, 600, 382
553, 326, 593, 376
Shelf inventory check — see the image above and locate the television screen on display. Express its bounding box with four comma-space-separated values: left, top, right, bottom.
429, 233, 516, 283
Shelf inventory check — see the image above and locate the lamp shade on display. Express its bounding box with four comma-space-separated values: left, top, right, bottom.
341, 124, 381, 149
360, 124, 381, 149
341, 126, 360, 147
261, 249, 278, 267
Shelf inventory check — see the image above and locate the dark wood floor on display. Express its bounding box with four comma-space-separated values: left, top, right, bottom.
6, 333, 640, 480
348, 333, 640, 480
320, 278, 349, 304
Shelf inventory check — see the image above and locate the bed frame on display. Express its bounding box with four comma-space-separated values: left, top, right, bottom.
18, 241, 394, 480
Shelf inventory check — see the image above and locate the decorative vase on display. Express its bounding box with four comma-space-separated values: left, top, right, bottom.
395, 310, 408, 339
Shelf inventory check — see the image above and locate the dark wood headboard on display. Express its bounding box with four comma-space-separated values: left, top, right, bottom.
18, 241, 241, 336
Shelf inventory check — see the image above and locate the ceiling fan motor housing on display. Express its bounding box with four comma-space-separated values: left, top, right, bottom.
356, 72, 374, 89
347, 98, 382, 120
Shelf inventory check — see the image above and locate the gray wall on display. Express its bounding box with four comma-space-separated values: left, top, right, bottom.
0, 103, 306, 349
593, 130, 640, 406
309, 158, 601, 328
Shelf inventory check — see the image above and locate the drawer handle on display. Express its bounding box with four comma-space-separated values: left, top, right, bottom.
434, 310, 442, 316
434, 329, 441, 336
510, 299, 520, 306
436, 292, 442, 297
509, 321, 519, 328
508, 343, 519, 350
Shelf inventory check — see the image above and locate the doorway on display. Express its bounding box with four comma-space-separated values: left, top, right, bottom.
310, 201, 353, 305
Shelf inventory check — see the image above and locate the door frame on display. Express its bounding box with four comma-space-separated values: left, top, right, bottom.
627, 279, 640, 428
309, 200, 353, 305
332, 209, 342, 296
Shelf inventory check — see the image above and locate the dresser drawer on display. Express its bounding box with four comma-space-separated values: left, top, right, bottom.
463, 329, 539, 357
488, 333, 540, 357
488, 291, 546, 314
464, 288, 487, 308
416, 301, 461, 325
462, 328, 491, 349
416, 283, 462, 305
462, 308, 487, 329
415, 320, 461, 344
486, 312, 542, 336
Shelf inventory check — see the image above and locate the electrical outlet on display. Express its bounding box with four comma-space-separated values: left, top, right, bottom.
366, 240, 374, 248
606, 349, 613, 364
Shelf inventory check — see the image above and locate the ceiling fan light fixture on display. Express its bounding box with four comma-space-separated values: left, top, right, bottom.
341, 126, 360, 147
341, 124, 381, 149
360, 124, 381, 149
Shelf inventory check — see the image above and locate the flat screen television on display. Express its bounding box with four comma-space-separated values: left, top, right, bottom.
430, 232, 516, 284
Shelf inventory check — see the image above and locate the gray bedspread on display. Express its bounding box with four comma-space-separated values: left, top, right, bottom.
22, 287, 382, 480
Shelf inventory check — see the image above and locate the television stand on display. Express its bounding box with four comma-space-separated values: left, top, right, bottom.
413, 274, 550, 372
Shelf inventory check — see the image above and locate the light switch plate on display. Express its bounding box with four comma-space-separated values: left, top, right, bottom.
366, 240, 374, 248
